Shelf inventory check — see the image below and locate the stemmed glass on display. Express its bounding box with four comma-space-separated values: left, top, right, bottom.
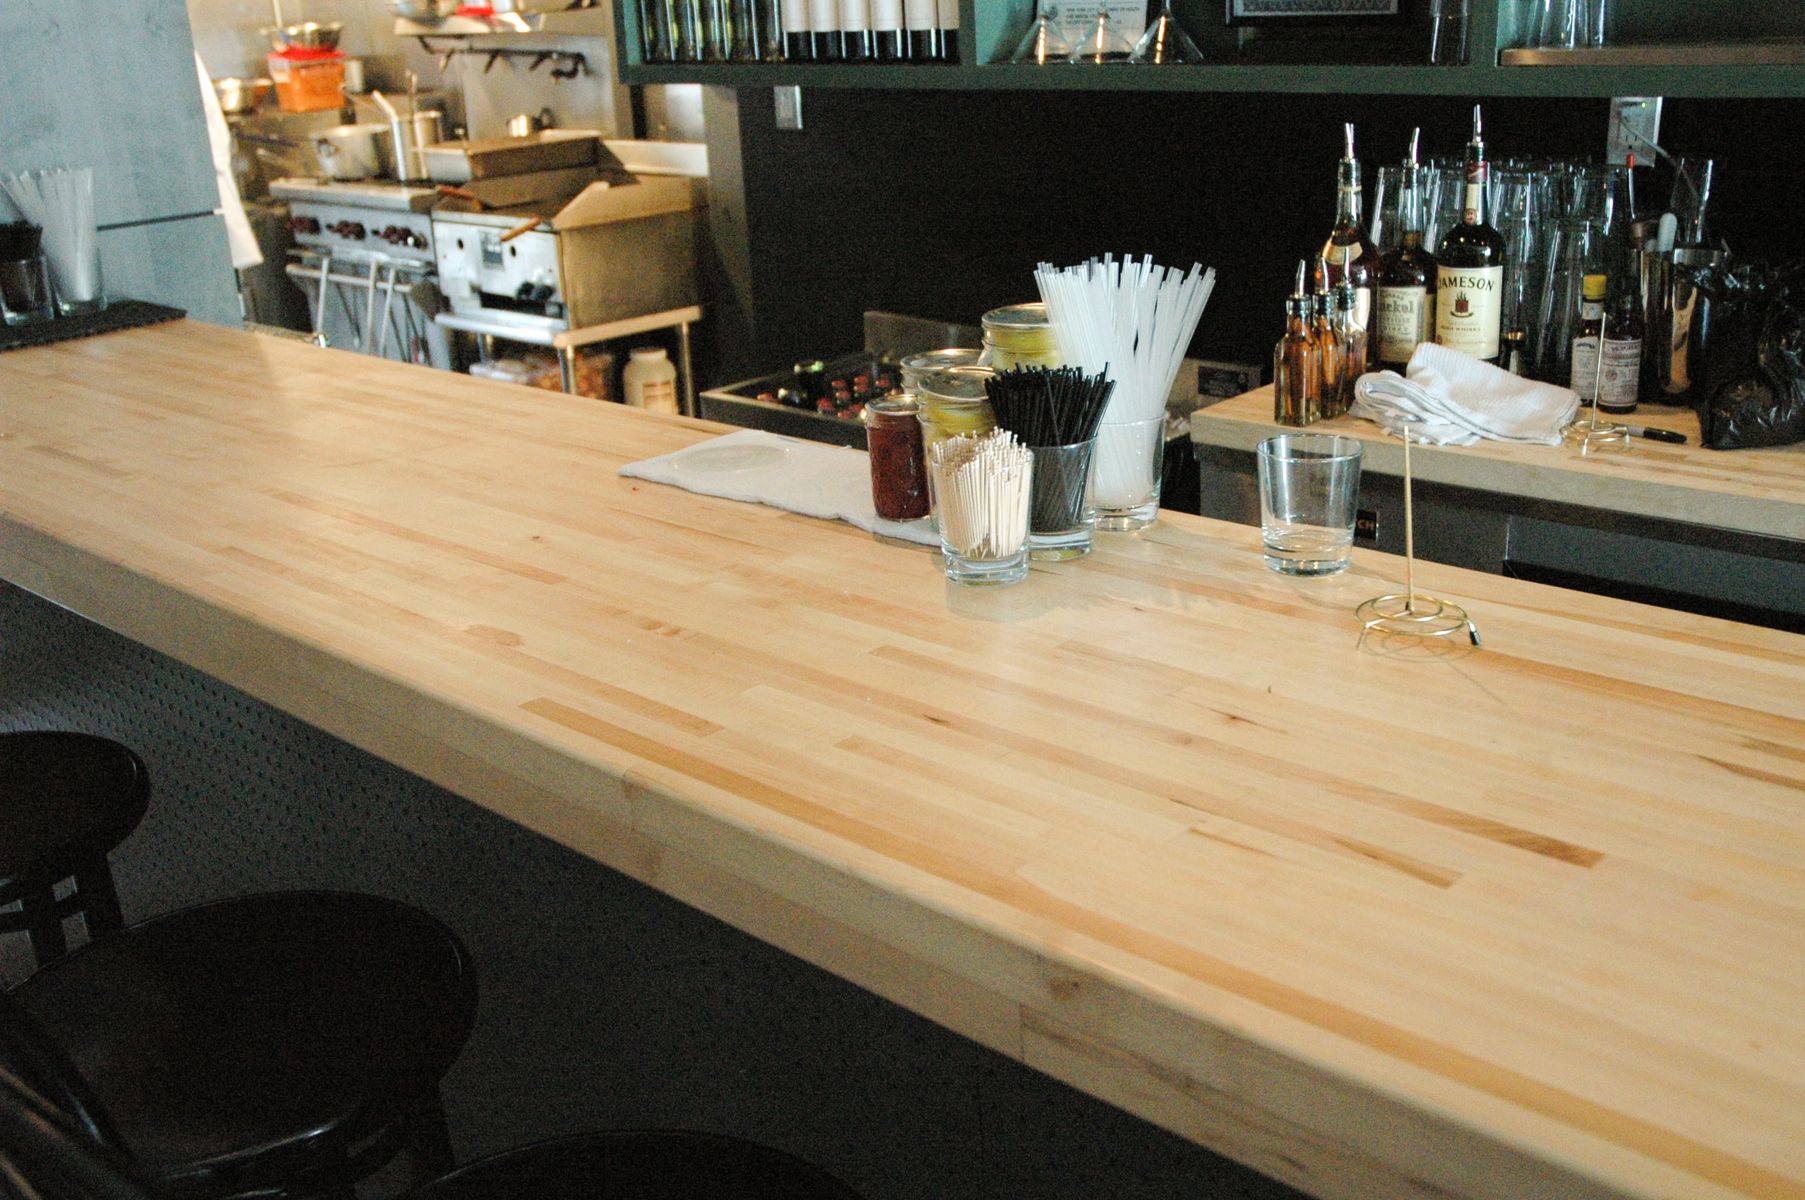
1130, 1, 1204, 64
1009, 5, 1075, 64
1073, 9, 1134, 63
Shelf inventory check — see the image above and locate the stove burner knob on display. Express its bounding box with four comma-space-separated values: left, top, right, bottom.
288, 216, 320, 235
404, 232, 427, 250
514, 282, 536, 302
329, 221, 366, 240
530, 284, 556, 304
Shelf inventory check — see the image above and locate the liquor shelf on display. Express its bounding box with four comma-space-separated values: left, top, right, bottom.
616, 0, 1805, 99
3, 322, 1804, 1200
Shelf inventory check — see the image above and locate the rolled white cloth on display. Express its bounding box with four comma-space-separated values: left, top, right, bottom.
1351, 342, 1579, 446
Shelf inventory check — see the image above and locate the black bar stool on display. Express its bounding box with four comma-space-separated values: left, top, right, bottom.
0, 732, 151, 969
1, 1069, 867, 1200
3, 890, 478, 1200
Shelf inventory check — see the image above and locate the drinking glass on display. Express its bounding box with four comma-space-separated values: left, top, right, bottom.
1536, 0, 1583, 49
1089, 415, 1164, 532
1073, 10, 1133, 63
1256, 435, 1364, 576
1670, 157, 1715, 247
1130, 1, 1204, 65
0, 256, 55, 326
639, 0, 674, 61
1534, 217, 1594, 386
1027, 439, 1097, 559
1429, 0, 1470, 65
1010, 10, 1075, 63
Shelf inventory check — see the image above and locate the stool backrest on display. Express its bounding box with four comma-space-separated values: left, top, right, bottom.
0, 1063, 151, 1200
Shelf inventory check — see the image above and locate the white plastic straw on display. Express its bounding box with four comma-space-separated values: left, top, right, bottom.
1, 167, 101, 307
1035, 254, 1215, 510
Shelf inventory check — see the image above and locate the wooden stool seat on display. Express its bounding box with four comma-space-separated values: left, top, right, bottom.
5, 890, 477, 1200
0, 732, 150, 968
411, 1130, 865, 1200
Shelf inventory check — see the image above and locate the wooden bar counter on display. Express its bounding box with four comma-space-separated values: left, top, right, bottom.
3, 323, 1804, 1200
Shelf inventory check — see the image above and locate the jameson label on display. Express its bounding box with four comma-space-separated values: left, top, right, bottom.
1375, 287, 1430, 364
1436, 265, 1504, 360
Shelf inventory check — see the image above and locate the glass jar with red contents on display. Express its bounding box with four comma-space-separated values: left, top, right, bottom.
863, 395, 930, 522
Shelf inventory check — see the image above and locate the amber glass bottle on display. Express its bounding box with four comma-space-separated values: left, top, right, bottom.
1434, 106, 1508, 365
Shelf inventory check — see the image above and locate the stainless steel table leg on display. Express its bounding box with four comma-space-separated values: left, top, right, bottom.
361, 261, 380, 353
559, 345, 577, 394
311, 253, 332, 341
375, 266, 399, 359
676, 320, 696, 417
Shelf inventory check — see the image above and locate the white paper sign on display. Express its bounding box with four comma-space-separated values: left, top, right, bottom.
1042, 0, 1147, 43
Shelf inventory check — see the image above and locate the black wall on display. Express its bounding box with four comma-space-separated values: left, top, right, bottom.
699, 87, 1805, 385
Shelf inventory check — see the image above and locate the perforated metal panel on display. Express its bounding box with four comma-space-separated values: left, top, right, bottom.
0, 581, 1300, 1200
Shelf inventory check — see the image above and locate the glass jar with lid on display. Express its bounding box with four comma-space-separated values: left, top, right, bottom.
980, 302, 1061, 371
863, 395, 930, 522
899, 346, 982, 395
916, 366, 996, 460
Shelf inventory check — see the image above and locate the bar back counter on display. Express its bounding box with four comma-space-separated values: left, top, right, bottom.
2, 323, 1803, 1200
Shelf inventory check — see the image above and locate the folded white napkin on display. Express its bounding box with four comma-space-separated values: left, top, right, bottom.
619, 429, 939, 546
1351, 342, 1579, 446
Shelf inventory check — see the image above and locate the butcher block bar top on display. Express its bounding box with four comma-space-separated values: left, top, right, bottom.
3, 323, 1804, 1200
1193, 386, 1805, 543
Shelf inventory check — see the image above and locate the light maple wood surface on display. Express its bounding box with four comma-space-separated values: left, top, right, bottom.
1193, 386, 1805, 542
3, 323, 1804, 1200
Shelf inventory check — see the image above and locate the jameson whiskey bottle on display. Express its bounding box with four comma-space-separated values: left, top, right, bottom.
1435, 105, 1507, 365
1312, 123, 1375, 349
1374, 128, 1435, 372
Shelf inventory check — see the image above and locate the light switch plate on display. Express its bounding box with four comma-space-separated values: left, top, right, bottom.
774, 86, 803, 132
1605, 96, 1661, 166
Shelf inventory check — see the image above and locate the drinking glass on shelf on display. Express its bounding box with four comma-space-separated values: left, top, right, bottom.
1073, 10, 1133, 63
1670, 156, 1716, 246
1534, 217, 1594, 386
1421, 166, 1464, 254
1536, 0, 1584, 49
1429, 0, 1470, 65
1584, 0, 1608, 46
1491, 169, 1543, 374
1009, 4, 1075, 64
1130, 1, 1204, 65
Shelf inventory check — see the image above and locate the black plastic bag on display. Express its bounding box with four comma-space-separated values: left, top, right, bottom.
1695, 260, 1805, 450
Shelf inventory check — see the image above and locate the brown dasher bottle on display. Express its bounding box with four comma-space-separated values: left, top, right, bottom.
1434, 105, 1507, 365
1275, 261, 1322, 427
1374, 128, 1436, 373
1312, 122, 1375, 372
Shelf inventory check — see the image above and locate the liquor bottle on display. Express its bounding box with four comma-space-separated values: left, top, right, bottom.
904, 0, 939, 61
1331, 279, 1366, 418
1598, 290, 1644, 414
1434, 105, 1508, 365
809, 0, 840, 59
869, 0, 905, 60
783, 0, 813, 60
1311, 258, 1341, 407
1313, 123, 1375, 349
1568, 273, 1606, 401
839, 0, 873, 60
936, 0, 959, 62
1275, 262, 1322, 427
1373, 129, 1435, 374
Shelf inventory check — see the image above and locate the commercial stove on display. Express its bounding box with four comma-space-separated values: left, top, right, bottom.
271, 177, 441, 265
268, 176, 449, 367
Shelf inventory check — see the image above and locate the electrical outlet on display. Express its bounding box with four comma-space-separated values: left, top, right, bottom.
774, 86, 803, 132
1605, 96, 1662, 167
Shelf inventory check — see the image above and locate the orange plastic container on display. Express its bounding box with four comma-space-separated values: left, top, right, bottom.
268, 50, 346, 113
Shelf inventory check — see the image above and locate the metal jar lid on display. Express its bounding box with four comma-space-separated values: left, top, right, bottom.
980, 302, 1049, 333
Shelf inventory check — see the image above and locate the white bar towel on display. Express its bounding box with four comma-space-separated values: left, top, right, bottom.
1351, 342, 1579, 446
619, 429, 939, 546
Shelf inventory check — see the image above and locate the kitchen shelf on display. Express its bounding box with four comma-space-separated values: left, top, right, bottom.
615, 0, 1805, 98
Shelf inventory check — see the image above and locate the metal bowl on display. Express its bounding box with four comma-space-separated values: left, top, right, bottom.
268, 21, 344, 52
392, 0, 458, 20
213, 76, 274, 115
